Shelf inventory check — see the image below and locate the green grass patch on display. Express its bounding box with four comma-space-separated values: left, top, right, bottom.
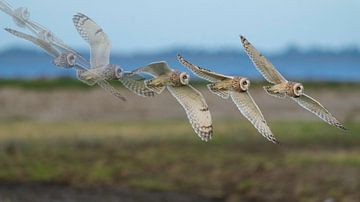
0, 119, 359, 201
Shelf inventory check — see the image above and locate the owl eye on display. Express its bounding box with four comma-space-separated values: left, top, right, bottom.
115, 67, 124, 78
297, 86, 302, 91
182, 75, 188, 80
243, 80, 248, 85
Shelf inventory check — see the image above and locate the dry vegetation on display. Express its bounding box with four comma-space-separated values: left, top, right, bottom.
0, 80, 359, 201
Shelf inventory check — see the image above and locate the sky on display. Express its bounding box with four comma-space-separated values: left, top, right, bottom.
0, 0, 359, 54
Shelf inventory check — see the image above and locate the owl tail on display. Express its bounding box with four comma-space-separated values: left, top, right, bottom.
144, 79, 165, 95
76, 70, 98, 86
207, 84, 229, 99
119, 74, 157, 97
263, 86, 286, 99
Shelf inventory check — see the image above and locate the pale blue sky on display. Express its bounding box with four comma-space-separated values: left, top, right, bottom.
0, 0, 359, 54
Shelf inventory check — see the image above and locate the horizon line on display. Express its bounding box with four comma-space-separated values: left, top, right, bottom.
1, 44, 360, 56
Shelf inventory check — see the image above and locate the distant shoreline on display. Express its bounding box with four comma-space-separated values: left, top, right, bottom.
1, 47, 359, 81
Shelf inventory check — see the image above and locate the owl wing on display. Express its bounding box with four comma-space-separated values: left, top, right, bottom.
167, 85, 213, 141
0, 2, 76, 56
96, 79, 126, 102
0, 3, 28, 28
119, 73, 157, 97
73, 13, 111, 68
240, 36, 287, 84
23, 17, 90, 67
131, 61, 173, 77
292, 94, 347, 130
0, 1, 14, 16
230, 91, 279, 144
177, 54, 231, 82
4, 28, 59, 58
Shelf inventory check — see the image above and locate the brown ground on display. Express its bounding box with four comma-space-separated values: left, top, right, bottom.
0, 87, 358, 122
0, 183, 223, 202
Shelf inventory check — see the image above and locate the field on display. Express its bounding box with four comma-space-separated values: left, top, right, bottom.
0, 80, 359, 202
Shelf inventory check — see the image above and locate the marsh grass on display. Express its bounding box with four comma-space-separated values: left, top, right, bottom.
0, 119, 359, 201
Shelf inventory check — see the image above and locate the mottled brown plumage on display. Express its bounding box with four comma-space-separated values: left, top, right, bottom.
178, 54, 279, 144
241, 35, 346, 130
129, 61, 214, 141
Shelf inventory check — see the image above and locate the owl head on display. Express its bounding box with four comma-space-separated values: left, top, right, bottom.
39, 30, 55, 43
239, 77, 250, 92
14, 7, 30, 21
179, 72, 190, 85
293, 83, 304, 97
66, 53, 77, 67
115, 65, 124, 78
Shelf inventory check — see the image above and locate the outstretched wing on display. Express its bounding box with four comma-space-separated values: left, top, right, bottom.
177, 54, 232, 82
0, 1, 14, 16
4, 28, 59, 58
240, 36, 287, 84
292, 94, 346, 130
167, 85, 213, 141
73, 13, 111, 68
230, 91, 279, 144
131, 61, 173, 77
119, 73, 157, 97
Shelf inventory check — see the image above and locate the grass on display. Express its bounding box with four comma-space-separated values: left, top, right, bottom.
0, 119, 359, 201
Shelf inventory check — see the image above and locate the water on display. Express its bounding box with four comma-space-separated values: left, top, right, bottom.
0, 49, 359, 82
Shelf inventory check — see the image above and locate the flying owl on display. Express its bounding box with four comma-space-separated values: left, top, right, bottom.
129, 61, 213, 141
177, 54, 279, 144
5, 28, 77, 68
4, 27, 130, 101
73, 13, 156, 100
240, 36, 346, 130
72, 13, 121, 83
0, 0, 81, 60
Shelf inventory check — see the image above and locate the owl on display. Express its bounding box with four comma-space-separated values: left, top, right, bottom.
5, 28, 77, 68
240, 36, 346, 130
72, 13, 121, 83
72, 13, 156, 99
177, 54, 279, 144
0, 0, 81, 60
128, 61, 213, 141
4, 27, 128, 101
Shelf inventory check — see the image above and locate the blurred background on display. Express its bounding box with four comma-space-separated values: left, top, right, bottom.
0, 0, 359, 201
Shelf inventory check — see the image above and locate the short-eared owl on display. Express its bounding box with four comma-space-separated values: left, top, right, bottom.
4, 28, 77, 68
178, 54, 279, 144
73, 13, 155, 98
241, 36, 346, 130
0, 0, 81, 59
72, 13, 122, 84
129, 61, 213, 141
4, 27, 129, 101
73, 13, 156, 100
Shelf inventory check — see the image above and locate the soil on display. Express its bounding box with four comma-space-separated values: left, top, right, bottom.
0, 182, 224, 202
